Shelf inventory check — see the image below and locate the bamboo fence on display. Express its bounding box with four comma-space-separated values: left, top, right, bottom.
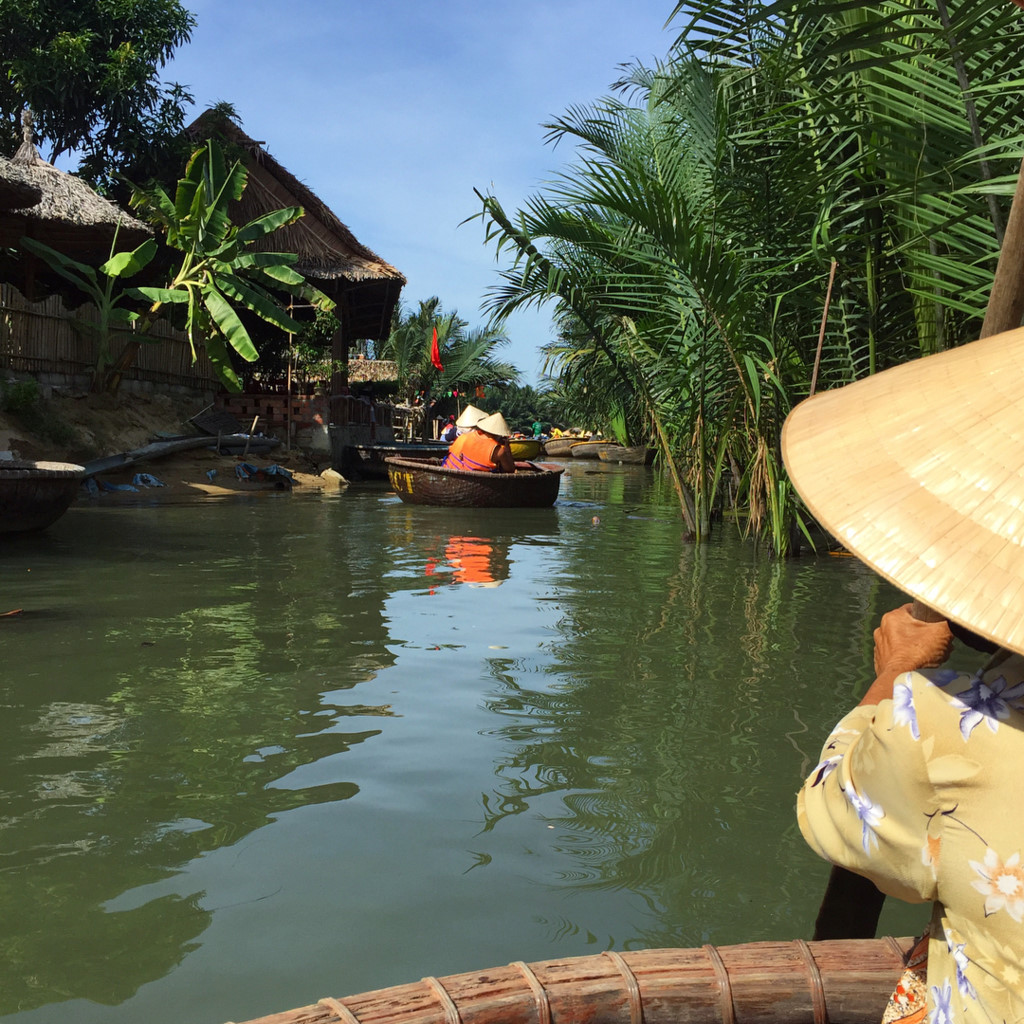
0, 283, 219, 392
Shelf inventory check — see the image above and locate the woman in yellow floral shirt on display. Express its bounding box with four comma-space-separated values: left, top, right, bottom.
782, 326, 1024, 1024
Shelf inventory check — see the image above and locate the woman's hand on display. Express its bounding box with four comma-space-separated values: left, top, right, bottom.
873, 603, 953, 675
858, 604, 953, 707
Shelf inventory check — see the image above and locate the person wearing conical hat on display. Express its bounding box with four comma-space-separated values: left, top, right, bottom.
784, 325, 1024, 1024
443, 410, 515, 473
455, 404, 485, 426
453, 404, 486, 437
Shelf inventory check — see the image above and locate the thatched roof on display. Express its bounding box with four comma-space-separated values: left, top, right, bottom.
0, 156, 42, 210
0, 112, 151, 261
348, 357, 399, 382
186, 110, 405, 343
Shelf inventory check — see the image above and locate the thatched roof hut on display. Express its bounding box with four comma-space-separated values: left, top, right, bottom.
186, 110, 405, 345
0, 112, 151, 267
0, 156, 42, 211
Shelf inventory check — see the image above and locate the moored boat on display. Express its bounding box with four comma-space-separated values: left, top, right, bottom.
386, 457, 563, 507
570, 440, 621, 459
0, 460, 84, 533
346, 442, 450, 480
598, 445, 655, 465
233, 936, 912, 1024
508, 437, 544, 460
542, 436, 580, 457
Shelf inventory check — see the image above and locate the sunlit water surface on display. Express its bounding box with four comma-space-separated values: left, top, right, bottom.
0, 460, 947, 1023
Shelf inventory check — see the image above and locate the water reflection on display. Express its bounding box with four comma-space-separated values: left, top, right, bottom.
474, 505, 910, 949
0, 499, 398, 1013
0, 480, 944, 1023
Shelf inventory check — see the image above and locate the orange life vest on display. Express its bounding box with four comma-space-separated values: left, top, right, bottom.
443, 429, 501, 472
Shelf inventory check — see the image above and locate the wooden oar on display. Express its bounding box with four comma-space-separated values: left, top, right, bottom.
813, 150, 1024, 942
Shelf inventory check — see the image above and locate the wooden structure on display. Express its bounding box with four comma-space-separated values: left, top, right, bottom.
0, 283, 218, 394
0, 460, 84, 533
185, 110, 405, 385
232, 936, 911, 1024
386, 457, 564, 507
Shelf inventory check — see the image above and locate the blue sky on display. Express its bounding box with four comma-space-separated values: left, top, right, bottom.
163, 1, 681, 384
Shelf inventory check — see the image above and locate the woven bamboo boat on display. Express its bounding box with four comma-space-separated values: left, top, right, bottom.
598, 445, 655, 466
509, 438, 544, 460
542, 437, 580, 457
233, 936, 912, 1024
386, 457, 563, 507
570, 441, 621, 460
0, 460, 84, 533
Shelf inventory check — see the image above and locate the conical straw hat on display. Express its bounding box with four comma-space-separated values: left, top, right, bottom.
781, 325, 1024, 655
476, 411, 510, 438
455, 404, 486, 427
778, 331, 1024, 655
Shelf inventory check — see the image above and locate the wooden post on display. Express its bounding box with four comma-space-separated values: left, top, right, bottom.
981, 157, 1024, 338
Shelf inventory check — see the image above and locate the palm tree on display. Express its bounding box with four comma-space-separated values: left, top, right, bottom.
377, 298, 520, 423
475, 0, 1024, 552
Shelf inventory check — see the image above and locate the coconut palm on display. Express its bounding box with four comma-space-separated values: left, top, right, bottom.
476, 0, 1024, 552
377, 298, 520, 412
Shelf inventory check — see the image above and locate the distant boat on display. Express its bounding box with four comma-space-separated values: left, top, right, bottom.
570, 440, 621, 460
598, 445, 655, 465
0, 460, 84, 534
541, 436, 579, 457
508, 438, 544, 460
386, 457, 563, 507
346, 441, 449, 480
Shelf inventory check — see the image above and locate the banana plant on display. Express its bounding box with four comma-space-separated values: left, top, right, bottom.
128, 138, 334, 390
20, 228, 157, 392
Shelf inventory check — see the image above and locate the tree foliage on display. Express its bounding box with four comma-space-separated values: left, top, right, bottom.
129, 139, 336, 391
476, 0, 1024, 552
376, 298, 520, 413
0, 0, 196, 188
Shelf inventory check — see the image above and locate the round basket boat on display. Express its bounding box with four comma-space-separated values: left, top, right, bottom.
232, 936, 912, 1024
386, 457, 563, 508
508, 438, 544, 460
0, 460, 84, 534
541, 437, 578, 457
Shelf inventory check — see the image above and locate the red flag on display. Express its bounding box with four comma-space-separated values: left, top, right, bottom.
430, 327, 444, 371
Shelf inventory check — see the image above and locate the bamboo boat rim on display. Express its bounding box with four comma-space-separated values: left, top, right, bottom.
230, 936, 914, 1024
0, 459, 85, 479
384, 457, 564, 479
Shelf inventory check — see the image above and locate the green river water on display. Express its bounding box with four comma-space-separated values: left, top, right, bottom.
0, 459, 943, 1023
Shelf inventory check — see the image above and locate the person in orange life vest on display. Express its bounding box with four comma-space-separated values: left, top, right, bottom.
443, 411, 515, 473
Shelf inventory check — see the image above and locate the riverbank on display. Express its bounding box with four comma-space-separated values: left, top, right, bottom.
0, 388, 345, 501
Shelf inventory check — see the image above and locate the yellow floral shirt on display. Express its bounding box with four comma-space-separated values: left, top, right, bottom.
798, 651, 1024, 1024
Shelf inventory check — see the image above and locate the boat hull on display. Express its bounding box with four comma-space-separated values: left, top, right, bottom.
570, 440, 620, 459
598, 445, 655, 465
234, 936, 912, 1024
347, 442, 450, 480
541, 437, 579, 457
0, 460, 84, 534
386, 457, 563, 507
508, 438, 544, 460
